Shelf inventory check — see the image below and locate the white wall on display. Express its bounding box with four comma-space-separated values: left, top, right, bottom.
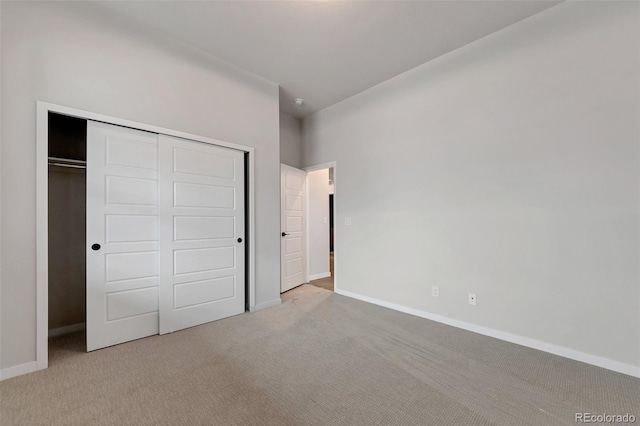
303, 1, 640, 372
1, 1, 281, 370
280, 113, 302, 168
307, 169, 330, 280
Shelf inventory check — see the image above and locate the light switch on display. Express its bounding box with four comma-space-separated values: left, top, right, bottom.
345, 217, 352, 226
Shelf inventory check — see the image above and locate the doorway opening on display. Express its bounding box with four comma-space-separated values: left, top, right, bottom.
47, 112, 88, 361
306, 166, 335, 292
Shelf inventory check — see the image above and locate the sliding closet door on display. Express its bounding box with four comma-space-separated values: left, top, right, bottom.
159, 135, 245, 334
86, 121, 160, 351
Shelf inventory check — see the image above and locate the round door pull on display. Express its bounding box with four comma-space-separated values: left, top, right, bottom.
237, 238, 243, 243
91, 243, 101, 251
282, 232, 289, 237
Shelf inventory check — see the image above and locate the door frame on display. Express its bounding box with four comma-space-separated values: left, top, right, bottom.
303, 161, 337, 291
35, 101, 257, 371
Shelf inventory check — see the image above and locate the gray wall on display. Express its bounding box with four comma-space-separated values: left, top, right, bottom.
303, 1, 640, 368
279, 113, 302, 169
1, 1, 281, 370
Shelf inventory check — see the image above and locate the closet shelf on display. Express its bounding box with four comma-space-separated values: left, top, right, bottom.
48, 157, 86, 169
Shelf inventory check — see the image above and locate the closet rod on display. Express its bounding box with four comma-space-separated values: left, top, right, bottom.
48, 156, 86, 169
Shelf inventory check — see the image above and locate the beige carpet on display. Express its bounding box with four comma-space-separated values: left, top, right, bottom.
1, 285, 638, 425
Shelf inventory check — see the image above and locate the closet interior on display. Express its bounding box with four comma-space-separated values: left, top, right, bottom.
48, 112, 87, 348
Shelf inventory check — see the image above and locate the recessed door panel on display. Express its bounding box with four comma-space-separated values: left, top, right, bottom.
106, 136, 158, 170
285, 173, 303, 190
174, 147, 235, 179
174, 276, 235, 310
285, 194, 302, 211
174, 182, 235, 209
286, 237, 302, 255
174, 247, 235, 275
106, 176, 158, 206
106, 252, 159, 282
106, 215, 158, 243
107, 287, 159, 321
286, 216, 303, 232
286, 258, 303, 276
174, 216, 235, 241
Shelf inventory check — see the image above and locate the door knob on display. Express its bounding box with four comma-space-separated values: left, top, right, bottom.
281, 232, 289, 237
91, 243, 101, 251
237, 238, 243, 243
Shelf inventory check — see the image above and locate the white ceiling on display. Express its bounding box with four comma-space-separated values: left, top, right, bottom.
94, 1, 560, 118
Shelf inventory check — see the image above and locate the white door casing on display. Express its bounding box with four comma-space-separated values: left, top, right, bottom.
86, 121, 160, 351
281, 164, 306, 293
159, 135, 245, 334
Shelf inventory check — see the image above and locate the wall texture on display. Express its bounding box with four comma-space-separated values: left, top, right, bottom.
307, 169, 330, 280
279, 113, 302, 169
1, 1, 281, 370
303, 1, 640, 370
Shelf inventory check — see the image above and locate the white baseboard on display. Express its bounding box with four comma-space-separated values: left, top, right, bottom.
0, 361, 37, 381
335, 288, 640, 378
48, 322, 86, 337
250, 298, 282, 312
308, 272, 331, 281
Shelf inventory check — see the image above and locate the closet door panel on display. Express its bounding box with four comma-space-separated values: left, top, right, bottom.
86, 121, 159, 351
159, 135, 245, 334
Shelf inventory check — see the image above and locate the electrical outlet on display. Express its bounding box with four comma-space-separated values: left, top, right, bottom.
468, 293, 476, 306
432, 286, 439, 298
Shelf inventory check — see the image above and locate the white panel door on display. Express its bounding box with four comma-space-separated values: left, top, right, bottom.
159, 135, 245, 334
86, 121, 159, 351
281, 164, 306, 293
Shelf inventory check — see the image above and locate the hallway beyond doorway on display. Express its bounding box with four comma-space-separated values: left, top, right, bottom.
309, 252, 334, 292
